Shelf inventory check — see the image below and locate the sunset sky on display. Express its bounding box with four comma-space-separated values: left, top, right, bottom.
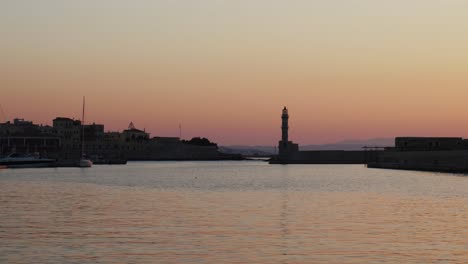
2, 1, 468, 145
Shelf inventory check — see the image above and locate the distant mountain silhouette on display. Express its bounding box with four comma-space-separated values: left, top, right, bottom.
301, 138, 394, 151
220, 138, 394, 155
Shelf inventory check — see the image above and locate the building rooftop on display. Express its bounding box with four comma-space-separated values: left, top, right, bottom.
123, 128, 147, 133
53, 117, 74, 121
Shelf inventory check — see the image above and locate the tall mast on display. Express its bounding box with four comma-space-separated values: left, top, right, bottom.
82, 96, 85, 158
179, 123, 182, 139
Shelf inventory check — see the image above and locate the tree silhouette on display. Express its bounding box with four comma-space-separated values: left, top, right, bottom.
182, 137, 217, 147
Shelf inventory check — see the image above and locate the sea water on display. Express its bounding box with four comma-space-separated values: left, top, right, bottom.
1, 161, 468, 263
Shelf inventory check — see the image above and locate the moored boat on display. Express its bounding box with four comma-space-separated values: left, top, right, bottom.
78, 158, 92, 167
0, 153, 55, 168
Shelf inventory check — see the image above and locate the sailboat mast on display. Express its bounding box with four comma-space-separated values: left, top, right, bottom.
82, 96, 85, 158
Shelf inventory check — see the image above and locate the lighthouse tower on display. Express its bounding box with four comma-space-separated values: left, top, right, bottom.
279, 107, 289, 157
281, 107, 289, 144
278, 106, 298, 158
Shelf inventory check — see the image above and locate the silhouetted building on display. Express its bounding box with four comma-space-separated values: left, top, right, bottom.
395, 137, 465, 151
369, 137, 468, 173
123, 122, 149, 142
0, 118, 61, 157
153, 137, 180, 144
0, 118, 48, 137
84, 123, 104, 141
2, 117, 239, 162
53, 117, 81, 142
13, 118, 33, 126
39, 125, 56, 136
0, 121, 21, 136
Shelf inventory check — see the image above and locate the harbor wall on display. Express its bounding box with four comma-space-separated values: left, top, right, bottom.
60, 141, 231, 161
368, 150, 468, 173
270, 150, 380, 164
1, 137, 235, 162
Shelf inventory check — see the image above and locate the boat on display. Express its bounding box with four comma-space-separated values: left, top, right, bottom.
78, 96, 92, 168
79, 158, 92, 167
0, 153, 55, 168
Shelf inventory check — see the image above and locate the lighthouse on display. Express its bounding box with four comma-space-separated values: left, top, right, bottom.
278, 107, 298, 158
281, 107, 289, 143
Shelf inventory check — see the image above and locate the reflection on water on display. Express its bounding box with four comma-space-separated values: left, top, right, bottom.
1, 161, 468, 263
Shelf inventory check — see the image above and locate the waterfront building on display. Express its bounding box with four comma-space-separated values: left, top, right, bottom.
123, 122, 149, 142
369, 137, 468, 173
39, 125, 57, 136
0, 121, 20, 136
13, 118, 33, 126
1, 116, 236, 162
395, 137, 467, 151
84, 123, 105, 141
53, 117, 81, 143
0, 118, 43, 137
0, 118, 61, 156
153, 137, 181, 145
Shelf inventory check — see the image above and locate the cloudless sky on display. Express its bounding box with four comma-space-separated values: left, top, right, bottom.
2, 0, 468, 145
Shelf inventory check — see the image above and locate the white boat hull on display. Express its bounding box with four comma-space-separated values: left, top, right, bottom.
79, 159, 93, 168
0, 154, 55, 169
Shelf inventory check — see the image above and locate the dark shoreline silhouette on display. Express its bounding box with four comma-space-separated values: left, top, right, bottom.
0, 118, 242, 166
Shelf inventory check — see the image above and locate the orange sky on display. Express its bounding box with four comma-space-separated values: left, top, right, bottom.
2, 1, 468, 145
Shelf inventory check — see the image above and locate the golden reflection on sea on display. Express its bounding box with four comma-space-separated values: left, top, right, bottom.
2, 179, 468, 263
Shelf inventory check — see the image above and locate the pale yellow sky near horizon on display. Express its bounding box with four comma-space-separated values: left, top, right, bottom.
2, 1, 468, 145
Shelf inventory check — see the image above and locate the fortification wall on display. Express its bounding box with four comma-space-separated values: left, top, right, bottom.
369, 150, 468, 172
270, 150, 375, 164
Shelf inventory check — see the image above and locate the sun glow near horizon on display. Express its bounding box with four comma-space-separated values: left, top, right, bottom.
2, 0, 468, 145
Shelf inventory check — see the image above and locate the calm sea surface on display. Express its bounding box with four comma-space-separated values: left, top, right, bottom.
2, 161, 468, 263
